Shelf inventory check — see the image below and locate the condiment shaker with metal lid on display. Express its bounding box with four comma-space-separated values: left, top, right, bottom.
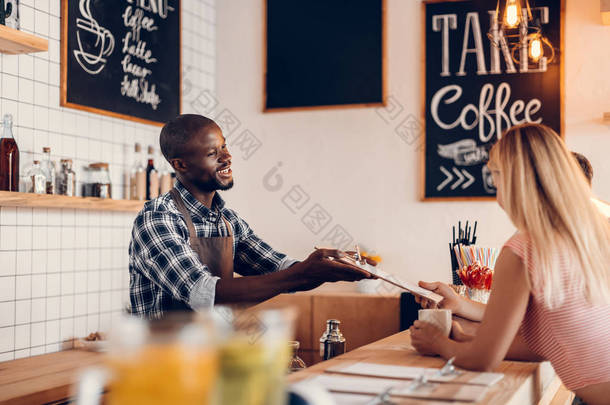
319, 319, 346, 360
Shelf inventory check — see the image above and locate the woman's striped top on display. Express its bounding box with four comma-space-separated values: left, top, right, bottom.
504, 232, 610, 390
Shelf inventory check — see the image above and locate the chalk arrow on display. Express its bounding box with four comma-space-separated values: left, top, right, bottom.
461, 169, 475, 189
451, 167, 464, 190
436, 166, 453, 191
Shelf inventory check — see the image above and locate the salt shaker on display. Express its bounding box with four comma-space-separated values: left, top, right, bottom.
319, 319, 346, 360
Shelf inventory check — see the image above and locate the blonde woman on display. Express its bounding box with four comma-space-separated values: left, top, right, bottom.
410, 124, 610, 405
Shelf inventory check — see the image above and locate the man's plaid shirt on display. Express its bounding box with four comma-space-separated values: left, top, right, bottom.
129, 181, 296, 318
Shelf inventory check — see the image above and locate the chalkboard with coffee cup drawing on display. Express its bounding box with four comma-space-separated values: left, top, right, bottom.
422, 0, 564, 201
61, 0, 181, 126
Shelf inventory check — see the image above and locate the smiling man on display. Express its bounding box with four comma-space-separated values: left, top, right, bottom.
128, 114, 371, 318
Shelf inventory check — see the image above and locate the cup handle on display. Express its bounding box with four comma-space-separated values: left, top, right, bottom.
75, 367, 109, 405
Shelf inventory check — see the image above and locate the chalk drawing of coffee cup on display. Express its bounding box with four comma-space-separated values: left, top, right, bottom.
73, 0, 115, 75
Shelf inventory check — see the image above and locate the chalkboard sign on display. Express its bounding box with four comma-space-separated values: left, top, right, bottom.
264, 0, 386, 111
422, 0, 564, 200
61, 0, 181, 126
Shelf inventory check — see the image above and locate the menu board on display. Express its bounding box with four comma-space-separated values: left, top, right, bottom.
61, 0, 181, 126
422, 0, 563, 200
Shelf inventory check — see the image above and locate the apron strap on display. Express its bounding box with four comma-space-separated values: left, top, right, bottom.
171, 188, 233, 239
170, 189, 198, 241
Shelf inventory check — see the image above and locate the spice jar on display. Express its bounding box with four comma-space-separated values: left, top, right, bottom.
83, 162, 112, 198
26, 160, 46, 194
57, 159, 76, 196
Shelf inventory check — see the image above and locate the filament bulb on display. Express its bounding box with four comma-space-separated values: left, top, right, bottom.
504, 0, 521, 28
529, 36, 543, 61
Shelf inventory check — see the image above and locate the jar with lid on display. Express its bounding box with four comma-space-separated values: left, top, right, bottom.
83, 162, 112, 198
57, 159, 76, 196
26, 160, 46, 194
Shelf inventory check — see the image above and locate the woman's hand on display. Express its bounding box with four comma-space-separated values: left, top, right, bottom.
409, 320, 451, 356
415, 281, 463, 312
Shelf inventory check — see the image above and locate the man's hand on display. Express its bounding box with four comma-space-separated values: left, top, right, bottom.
290, 248, 375, 290
415, 281, 463, 312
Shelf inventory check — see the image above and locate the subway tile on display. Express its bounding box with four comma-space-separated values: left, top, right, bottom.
60, 294, 73, 318
47, 250, 60, 273
60, 272, 74, 295
99, 312, 111, 332
30, 322, 45, 347
46, 320, 60, 345
74, 271, 87, 294
32, 129, 49, 155
31, 274, 46, 298
48, 63, 59, 86
60, 249, 74, 273
60, 318, 73, 342
16, 208, 33, 226
0, 207, 17, 225
87, 271, 100, 293
62, 209, 75, 226
0, 326, 15, 352
0, 276, 15, 301
74, 315, 87, 338
31, 250, 46, 274
31, 297, 45, 322
18, 55, 34, 79
0, 226, 17, 250
100, 270, 112, 291
14, 349, 31, 359
47, 227, 60, 249
60, 227, 74, 249
87, 227, 100, 247
87, 249, 100, 271
20, 5, 34, 32
49, 0, 60, 16
18, 77, 34, 104
87, 292, 99, 314
17, 102, 33, 128
74, 294, 87, 317
0, 301, 15, 327
33, 82, 49, 108
15, 324, 30, 350
0, 351, 15, 362
48, 105, 61, 131
16, 251, 32, 275
49, 16, 60, 40
33, 58, 49, 84
3, 55, 19, 76
2, 99, 19, 127
48, 40, 60, 64
15, 275, 31, 300
73, 249, 87, 271
32, 208, 47, 226
16, 226, 32, 250
30, 346, 45, 356
33, 106, 49, 131
46, 296, 60, 321
2, 73, 18, 100
111, 290, 123, 311
47, 208, 61, 226
32, 226, 47, 250
34, 10, 49, 37
0, 252, 16, 276
15, 300, 31, 324
46, 273, 60, 296
45, 343, 61, 354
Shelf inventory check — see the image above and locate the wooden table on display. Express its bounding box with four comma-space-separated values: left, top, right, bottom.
287, 329, 562, 405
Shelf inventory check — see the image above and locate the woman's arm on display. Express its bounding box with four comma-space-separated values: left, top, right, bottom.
411, 248, 531, 371
416, 281, 487, 322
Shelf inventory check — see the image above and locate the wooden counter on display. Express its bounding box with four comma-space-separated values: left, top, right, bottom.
287, 329, 562, 405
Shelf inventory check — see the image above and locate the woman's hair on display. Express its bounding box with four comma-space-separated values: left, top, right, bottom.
489, 123, 610, 308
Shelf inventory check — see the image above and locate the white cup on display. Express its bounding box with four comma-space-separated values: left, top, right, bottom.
418, 309, 452, 337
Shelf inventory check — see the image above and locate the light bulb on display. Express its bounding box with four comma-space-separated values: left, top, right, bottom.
529, 36, 543, 61
504, 0, 521, 28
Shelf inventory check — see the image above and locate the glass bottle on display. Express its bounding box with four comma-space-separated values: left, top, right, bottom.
57, 159, 76, 196
41, 147, 56, 194
145, 145, 159, 200
319, 319, 346, 360
0, 113, 19, 191
83, 162, 112, 198
159, 159, 173, 195
130, 143, 146, 200
26, 160, 46, 194
288, 341, 307, 373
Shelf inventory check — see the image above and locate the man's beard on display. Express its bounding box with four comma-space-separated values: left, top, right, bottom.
196, 178, 234, 192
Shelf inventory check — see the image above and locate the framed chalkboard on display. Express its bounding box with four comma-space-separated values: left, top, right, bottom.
264, 0, 386, 112
61, 0, 181, 126
422, 0, 564, 201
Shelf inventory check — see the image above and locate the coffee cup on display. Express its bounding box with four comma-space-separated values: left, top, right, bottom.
418, 309, 452, 337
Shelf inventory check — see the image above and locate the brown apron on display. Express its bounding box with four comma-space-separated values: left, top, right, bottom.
167, 188, 234, 311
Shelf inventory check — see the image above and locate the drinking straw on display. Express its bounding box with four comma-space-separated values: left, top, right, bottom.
472, 221, 478, 243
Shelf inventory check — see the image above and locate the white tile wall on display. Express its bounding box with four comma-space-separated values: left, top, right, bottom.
0, 0, 216, 361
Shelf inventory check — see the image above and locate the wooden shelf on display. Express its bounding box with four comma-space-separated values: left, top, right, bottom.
0, 191, 145, 212
0, 24, 48, 54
